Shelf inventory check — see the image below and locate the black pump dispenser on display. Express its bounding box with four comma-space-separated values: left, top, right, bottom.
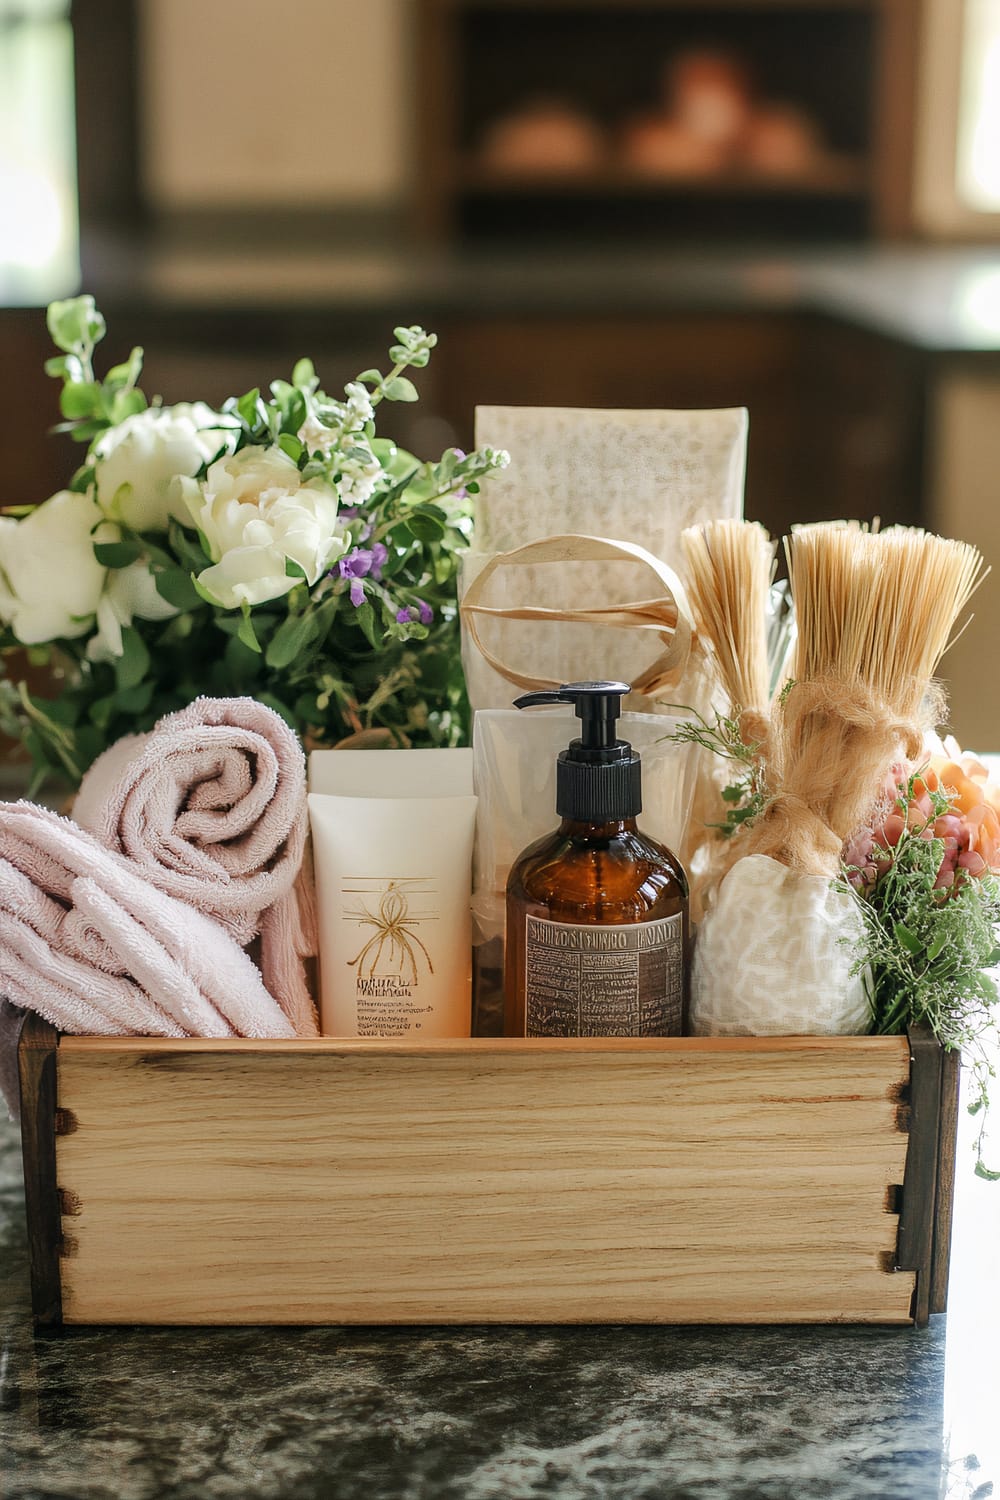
513, 680, 642, 823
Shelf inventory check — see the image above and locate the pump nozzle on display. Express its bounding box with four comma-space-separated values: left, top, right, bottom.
513, 681, 641, 821
513, 681, 631, 751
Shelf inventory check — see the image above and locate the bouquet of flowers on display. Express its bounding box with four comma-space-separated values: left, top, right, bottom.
844, 741, 1000, 1177
0, 297, 509, 791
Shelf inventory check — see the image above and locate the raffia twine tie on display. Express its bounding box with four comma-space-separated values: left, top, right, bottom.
727, 677, 924, 879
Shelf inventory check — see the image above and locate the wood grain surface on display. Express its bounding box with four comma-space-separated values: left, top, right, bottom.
17, 1012, 62, 1326
52, 1035, 916, 1325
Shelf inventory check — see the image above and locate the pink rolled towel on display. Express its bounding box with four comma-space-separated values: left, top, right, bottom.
73, 696, 319, 1038
0, 802, 295, 1041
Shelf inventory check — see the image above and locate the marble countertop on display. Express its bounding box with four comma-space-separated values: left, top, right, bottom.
2, 1094, 998, 1500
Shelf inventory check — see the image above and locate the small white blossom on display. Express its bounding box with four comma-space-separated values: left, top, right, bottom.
344, 382, 374, 424
339, 451, 384, 507
297, 412, 337, 458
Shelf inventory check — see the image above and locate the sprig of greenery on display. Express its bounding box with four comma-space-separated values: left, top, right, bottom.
842, 768, 1000, 1178
668, 706, 769, 837
45, 295, 147, 461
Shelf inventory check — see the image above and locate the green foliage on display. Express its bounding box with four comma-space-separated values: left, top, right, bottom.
2, 306, 507, 795
667, 707, 769, 836
45, 294, 146, 444
843, 769, 1000, 1177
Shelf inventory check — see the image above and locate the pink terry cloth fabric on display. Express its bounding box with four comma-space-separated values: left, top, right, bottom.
0, 802, 296, 1043
73, 696, 319, 1037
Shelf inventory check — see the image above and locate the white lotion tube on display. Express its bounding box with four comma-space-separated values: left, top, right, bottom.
308, 793, 477, 1038
308, 747, 473, 797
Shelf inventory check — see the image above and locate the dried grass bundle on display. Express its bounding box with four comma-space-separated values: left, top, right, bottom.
680, 519, 776, 720
789, 522, 984, 717
742, 522, 988, 876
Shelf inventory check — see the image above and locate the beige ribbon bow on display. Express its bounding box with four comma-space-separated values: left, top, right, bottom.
459, 533, 695, 697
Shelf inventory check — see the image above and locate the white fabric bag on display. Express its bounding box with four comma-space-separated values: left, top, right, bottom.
689, 855, 871, 1036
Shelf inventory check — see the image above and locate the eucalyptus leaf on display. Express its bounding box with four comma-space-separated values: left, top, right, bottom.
236, 388, 262, 427
59, 381, 103, 420
404, 506, 447, 543
44, 353, 83, 381
104, 346, 144, 389
292, 358, 316, 390
47, 295, 105, 355
93, 539, 142, 569
153, 568, 204, 611
382, 376, 419, 403
354, 600, 379, 649
278, 432, 304, 463
114, 628, 151, 691
109, 388, 147, 424
168, 520, 210, 571
237, 609, 262, 654
114, 680, 154, 716
265, 610, 322, 670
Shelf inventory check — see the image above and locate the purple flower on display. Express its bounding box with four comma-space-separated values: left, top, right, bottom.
395, 599, 434, 627
339, 505, 360, 520
349, 577, 365, 608
369, 541, 388, 580
339, 548, 371, 581
338, 542, 388, 586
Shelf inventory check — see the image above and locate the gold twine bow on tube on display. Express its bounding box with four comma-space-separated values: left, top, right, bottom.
459, 534, 696, 697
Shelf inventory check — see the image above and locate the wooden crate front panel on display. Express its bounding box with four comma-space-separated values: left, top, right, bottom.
53, 1036, 915, 1326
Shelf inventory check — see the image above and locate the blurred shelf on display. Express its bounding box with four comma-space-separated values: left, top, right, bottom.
453, 1, 879, 10
455, 158, 870, 197
417, 0, 918, 240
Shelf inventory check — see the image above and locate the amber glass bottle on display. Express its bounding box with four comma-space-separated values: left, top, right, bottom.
504, 682, 689, 1038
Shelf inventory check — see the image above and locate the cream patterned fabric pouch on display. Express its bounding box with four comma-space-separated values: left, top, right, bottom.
462, 405, 748, 714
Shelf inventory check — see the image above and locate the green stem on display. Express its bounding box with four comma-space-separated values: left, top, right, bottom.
370, 359, 408, 410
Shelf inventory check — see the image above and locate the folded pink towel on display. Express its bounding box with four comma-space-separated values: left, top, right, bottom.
73, 696, 319, 1037
0, 802, 295, 1041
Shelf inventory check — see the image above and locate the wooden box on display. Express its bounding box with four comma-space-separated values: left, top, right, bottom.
17, 1017, 958, 1328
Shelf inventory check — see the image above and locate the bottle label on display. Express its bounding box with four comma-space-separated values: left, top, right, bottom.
524, 914, 684, 1037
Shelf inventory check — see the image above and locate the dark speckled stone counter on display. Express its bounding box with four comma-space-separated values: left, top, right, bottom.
2, 1103, 998, 1500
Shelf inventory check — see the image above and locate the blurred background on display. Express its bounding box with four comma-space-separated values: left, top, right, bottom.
1, 0, 1000, 741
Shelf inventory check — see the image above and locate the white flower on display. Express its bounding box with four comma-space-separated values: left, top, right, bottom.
179, 444, 347, 609
339, 451, 384, 507
344, 382, 374, 424
0, 490, 106, 643
94, 402, 238, 533
297, 384, 374, 458
88, 561, 178, 661
0, 489, 178, 656
297, 412, 337, 458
